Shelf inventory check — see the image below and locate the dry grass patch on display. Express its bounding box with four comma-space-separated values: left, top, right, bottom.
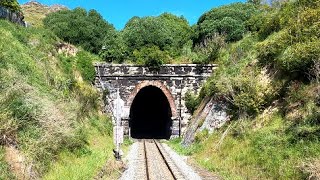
301, 159, 320, 180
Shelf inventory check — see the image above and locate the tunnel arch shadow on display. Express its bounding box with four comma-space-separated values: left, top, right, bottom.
129, 85, 173, 139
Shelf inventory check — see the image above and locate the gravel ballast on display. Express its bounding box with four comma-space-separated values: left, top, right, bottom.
119, 140, 204, 180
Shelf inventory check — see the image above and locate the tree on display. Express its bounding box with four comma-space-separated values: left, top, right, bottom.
43, 8, 116, 54
122, 13, 192, 59
99, 31, 127, 63
0, 0, 21, 12
132, 45, 170, 71
195, 3, 258, 43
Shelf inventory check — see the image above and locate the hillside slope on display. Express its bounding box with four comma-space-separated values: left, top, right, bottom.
170, 1, 320, 179
21, 1, 67, 27
0, 19, 117, 179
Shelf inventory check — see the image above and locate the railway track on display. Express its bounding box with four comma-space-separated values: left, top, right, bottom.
135, 139, 185, 180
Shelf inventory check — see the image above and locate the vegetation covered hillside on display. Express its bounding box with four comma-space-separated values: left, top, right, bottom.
170, 0, 320, 179
0, 19, 118, 179
1, 0, 319, 179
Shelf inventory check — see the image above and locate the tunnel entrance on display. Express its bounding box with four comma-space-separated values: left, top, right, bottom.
129, 86, 172, 139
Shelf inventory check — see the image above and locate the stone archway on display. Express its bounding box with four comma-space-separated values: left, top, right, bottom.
95, 64, 216, 138
127, 80, 177, 118
128, 81, 177, 139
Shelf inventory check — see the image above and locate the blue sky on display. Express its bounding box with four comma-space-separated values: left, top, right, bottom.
19, 0, 246, 30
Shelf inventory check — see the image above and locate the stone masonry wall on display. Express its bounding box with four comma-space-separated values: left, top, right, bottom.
94, 63, 216, 138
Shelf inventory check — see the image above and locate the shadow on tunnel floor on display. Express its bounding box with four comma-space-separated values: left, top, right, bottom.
131, 134, 171, 140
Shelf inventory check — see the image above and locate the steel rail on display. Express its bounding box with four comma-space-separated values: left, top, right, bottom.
153, 139, 178, 180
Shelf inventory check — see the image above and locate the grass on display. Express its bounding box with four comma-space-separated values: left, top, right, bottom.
169, 110, 320, 179
182, 3, 320, 177
44, 119, 117, 180
167, 138, 202, 156
0, 18, 109, 178
0, 147, 16, 180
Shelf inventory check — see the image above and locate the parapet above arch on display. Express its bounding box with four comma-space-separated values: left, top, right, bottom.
127, 80, 177, 117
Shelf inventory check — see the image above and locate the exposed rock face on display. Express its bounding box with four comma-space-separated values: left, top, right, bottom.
182, 98, 229, 146
48, 4, 68, 13
182, 97, 214, 146
0, 6, 26, 26
199, 100, 229, 133
56, 42, 78, 57
22, 1, 67, 14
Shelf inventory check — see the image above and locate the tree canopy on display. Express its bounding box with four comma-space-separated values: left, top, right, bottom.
122, 13, 193, 58
195, 3, 257, 43
43, 8, 116, 54
0, 0, 21, 12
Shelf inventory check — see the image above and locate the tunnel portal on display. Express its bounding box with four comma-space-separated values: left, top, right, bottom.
129, 86, 172, 139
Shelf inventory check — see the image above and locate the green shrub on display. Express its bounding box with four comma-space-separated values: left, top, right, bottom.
43, 8, 116, 54
195, 129, 209, 143
199, 35, 277, 117
185, 91, 200, 114
277, 41, 320, 76
0, 18, 106, 176
75, 51, 96, 82
195, 3, 258, 42
231, 69, 276, 116
293, 0, 320, 9
133, 46, 170, 71
257, 12, 281, 39
122, 13, 192, 58
256, 30, 292, 66
255, 4, 320, 80
193, 35, 226, 64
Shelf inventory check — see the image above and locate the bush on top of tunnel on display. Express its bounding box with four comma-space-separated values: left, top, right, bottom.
133, 45, 171, 71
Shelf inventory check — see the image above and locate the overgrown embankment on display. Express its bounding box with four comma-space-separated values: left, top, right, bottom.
171, 1, 320, 179
0, 19, 116, 179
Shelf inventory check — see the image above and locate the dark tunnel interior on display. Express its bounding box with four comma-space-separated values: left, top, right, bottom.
129, 86, 172, 139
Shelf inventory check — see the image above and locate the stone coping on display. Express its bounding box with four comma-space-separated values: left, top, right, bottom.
94, 63, 218, 67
